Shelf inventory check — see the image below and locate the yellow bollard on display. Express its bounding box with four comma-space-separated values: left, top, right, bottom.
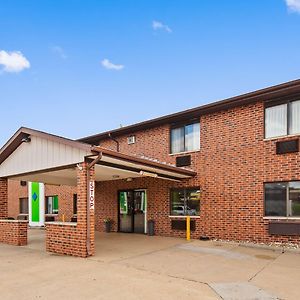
62, 214, 65, 222
186, 216, 191, 241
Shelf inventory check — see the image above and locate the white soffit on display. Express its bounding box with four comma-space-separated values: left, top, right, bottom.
12, 168, 78, 186
100, 155, 191, 179
10, 155, 191, 185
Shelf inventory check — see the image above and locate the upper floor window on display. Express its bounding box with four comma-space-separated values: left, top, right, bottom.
170, 122, 200, 154
265, 100, 300, 138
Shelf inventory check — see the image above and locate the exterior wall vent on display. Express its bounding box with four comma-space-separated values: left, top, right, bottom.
127, 136, 136, 145
176, 155, 191, 167
269, 221, 300, 235
276, 139, 299, 154
171, 219, 196, 231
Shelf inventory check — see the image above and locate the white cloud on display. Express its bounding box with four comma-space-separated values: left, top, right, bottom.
101, 58, 124, 70
285, 0, 300, 13
152, 20, 172, 33
0, 50, 30, 73
51, 46, 67, 59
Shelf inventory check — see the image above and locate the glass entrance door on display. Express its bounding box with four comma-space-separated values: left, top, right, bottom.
118, 190, 147, 234
119, 191, 133, 233
133, 190, 146, 233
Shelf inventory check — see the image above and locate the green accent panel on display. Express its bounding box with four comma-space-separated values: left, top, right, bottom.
31, 182, 40, 222
53, 195, 59, 211
119, 192, 128, 214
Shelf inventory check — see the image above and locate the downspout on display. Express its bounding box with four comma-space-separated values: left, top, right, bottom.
108, 133, 120, 152
86, 152, 102, 256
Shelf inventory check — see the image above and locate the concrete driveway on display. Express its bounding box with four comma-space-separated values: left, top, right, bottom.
0, 229, 299, 300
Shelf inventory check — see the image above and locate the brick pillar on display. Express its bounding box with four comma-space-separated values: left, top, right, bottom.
77, 162, 95, 256
0, 178, 8, 219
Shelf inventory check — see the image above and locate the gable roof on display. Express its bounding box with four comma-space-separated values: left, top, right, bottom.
78, 79, 300, 144
0, 127, 92, 166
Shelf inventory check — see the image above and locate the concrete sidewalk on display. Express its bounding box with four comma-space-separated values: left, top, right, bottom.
0, 229, 299, 300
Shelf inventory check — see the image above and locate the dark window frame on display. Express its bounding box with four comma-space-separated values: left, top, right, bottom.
264, 99, 300, 138
73, 194, 77, 215
45, 195, 59, 215
170, 187, 201, 216
169, 120, 200, 154
264, 181, 300, 217
19, 197, 28, 214
117, 188, 147, 233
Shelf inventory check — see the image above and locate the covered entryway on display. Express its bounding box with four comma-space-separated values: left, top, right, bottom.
0, 127, 195, 257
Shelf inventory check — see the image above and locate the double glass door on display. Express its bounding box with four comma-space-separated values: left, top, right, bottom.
119, 190, 147, 234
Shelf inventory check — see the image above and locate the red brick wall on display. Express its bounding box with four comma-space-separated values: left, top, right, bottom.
0, 220, 28, 246
46, 163, 95, 258
7, 180, 76, 222
0, 178, 8, 219
46, 223, 86, 256
5, 100, 300, 246
96, 101, 300, 244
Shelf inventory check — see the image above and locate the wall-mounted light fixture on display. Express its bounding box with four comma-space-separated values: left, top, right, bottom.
140, 171, 158, 178
21, 136, 31, 143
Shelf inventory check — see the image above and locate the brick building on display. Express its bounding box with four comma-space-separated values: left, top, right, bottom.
1, 79, 300, 257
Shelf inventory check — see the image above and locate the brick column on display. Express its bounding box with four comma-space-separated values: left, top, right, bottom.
0, 178, 8, 219
77, 162, 95, 256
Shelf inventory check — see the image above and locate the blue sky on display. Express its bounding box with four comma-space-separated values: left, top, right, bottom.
1, 0, 300, 146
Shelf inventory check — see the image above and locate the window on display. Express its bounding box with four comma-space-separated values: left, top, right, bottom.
170, 122, 200, 154
19, 198, 28, 214
264, 181, 300, 217
45, 196, 59, 214
289, 101, 300, 135
170, 188, 200, 216
265, 100, 300, 138
73, 194, 77, 215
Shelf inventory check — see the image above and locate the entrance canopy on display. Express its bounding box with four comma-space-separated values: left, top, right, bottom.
0, 127, 196, 185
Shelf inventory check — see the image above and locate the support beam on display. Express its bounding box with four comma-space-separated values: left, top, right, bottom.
86, 154, 101, 255
77, 162, 95, 256
0, 178, 8, 219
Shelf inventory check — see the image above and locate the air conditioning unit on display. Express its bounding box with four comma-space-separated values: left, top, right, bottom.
127, 136, 136, 145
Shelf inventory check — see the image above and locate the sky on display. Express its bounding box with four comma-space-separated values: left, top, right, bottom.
1, 0, 300, 146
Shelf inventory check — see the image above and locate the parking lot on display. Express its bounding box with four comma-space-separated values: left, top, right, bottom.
0, 229, 299, 300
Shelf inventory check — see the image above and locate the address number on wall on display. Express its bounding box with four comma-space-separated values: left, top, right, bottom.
89, 181, 95, 210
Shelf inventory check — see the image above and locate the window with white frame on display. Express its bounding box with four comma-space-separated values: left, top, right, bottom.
264, 181, 300, 217
170, 122, 200, 154
265, 100, 300, 138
